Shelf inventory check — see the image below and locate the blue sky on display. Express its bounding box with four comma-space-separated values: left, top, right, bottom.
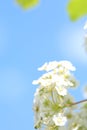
0, 0, 87, 130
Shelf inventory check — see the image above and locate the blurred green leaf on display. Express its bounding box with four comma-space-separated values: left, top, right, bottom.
67, 0, 87, 21
16, 0, 39, 9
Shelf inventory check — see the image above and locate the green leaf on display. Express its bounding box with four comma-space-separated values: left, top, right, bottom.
16, 0, 39, 9
67, 0, 87, 21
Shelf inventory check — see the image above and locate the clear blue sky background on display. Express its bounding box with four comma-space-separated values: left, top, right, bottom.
0, 0, 87, 130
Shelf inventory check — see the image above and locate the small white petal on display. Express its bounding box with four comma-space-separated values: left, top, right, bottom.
34, 88, 40, 96
58, 61, 76, 71
32, 80, 39, 85
55, 86, 67, 96
46, 61, 59, 71
38, 63, 48, 71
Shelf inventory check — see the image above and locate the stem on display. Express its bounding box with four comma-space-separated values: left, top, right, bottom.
71, 99, 87, 106
66, 99, 87, 107
51, 91, 56, 104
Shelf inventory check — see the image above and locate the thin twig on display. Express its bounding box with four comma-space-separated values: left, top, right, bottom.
71, 99, 87, 106
66, 99, 87, 107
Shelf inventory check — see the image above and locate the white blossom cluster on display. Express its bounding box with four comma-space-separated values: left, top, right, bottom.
65, 102, 87, 130
32, 60, 78, 130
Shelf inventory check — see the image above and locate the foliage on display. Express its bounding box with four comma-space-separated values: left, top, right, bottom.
67, 0, 87, 21
16, 0, 39, 9
15, 0, 87, 21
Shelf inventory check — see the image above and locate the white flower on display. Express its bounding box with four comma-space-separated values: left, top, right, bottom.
53, 113, 67, 126
55, 77, 68, 87
46, 61, 59, 71
38, 60, 76, 72
51, 74, 61, 83
39, 78, 52, 86
58, 61, 76, 71
38, 61, 59, 72
51, 73, 69, 87
55, 86, 67, 96
41, 71, 53, 79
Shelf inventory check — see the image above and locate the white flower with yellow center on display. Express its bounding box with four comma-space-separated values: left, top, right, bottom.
53, 113, 67, 126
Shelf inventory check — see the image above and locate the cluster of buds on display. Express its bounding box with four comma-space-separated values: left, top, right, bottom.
32, 61, 78, 130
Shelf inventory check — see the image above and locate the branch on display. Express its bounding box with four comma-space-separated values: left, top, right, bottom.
66, 99, 87, 107
71, 99, 87, 106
